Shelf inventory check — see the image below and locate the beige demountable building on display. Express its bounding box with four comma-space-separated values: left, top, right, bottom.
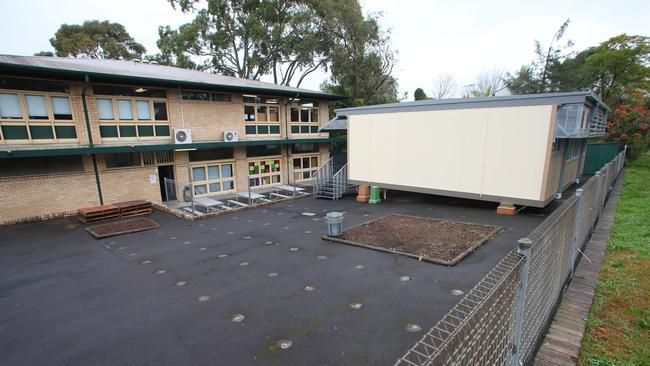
324, 92, 608, 208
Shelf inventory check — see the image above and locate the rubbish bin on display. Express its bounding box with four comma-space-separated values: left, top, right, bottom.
368, 186, 381, 204
326, 212, 344, 237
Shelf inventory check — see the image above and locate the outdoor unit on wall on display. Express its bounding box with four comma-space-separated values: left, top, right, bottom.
224, 130, 239, 142
173, 128, 192, 144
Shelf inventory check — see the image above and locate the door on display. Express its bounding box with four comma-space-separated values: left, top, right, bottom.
158, 165, 175, 202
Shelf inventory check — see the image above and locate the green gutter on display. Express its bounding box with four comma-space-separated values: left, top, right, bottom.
0, 136, 346, 159
81, 74, 104, 204
0, 62, 347, 101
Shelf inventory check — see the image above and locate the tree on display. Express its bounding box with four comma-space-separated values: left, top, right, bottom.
565, 34, 650, 106
34, 51, 54, 57
467, 68, 507, 97
506, 19, 574, 94
414, 88, 428, 100
50, 20, 146, 60
431, 73, 456, 99
602, 88, 649, 159
155, 0, 329, 87
320, 0, 399, 107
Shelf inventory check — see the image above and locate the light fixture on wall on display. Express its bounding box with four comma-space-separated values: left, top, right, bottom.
135, 87, 147, 93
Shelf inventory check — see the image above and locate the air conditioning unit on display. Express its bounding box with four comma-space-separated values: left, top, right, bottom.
224, 130, 239, 142
173, 128, 192, 144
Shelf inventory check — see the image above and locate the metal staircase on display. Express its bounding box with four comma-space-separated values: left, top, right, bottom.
312, 155, 353, 200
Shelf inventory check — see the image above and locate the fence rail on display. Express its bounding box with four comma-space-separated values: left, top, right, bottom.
396, 146, 626, 366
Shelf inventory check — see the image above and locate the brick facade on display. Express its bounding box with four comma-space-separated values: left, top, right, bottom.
0, 75, 333, 224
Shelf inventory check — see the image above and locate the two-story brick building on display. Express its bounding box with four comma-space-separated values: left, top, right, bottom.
0, 55, 344, 224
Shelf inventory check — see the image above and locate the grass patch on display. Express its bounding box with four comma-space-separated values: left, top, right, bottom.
579, 154, 650, 366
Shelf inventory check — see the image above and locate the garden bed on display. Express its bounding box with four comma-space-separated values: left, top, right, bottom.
325, 214, 501, 265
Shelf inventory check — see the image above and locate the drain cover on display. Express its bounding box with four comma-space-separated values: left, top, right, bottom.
231, 314, 245, 323
349, 302, 363, 310
406, 323, 422, 332
450, 289, 464, 296
276, 339, 292, 350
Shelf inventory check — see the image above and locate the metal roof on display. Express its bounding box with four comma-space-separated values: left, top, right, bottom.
334, 91, 609, 116
319, 116, 348, 132
0, 54, 344, 100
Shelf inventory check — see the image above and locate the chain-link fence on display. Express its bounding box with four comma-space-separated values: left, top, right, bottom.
396, 147, 626, 366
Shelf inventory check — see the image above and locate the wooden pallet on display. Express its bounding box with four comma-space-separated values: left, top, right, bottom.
115, 200, 152, 218
78, 204, 120, 224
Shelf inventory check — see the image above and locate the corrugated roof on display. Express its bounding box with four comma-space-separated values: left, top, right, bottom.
0, 54, 343, 100
334, 91, 608, 115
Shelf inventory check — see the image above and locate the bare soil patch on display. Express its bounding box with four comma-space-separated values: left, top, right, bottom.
86, 218, 159, 239
332, 214, 501, 265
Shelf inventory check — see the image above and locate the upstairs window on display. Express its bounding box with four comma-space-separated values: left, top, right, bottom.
290, 99, 319, 134
0, 77, 76, 143
243, 95, 280, 135
94, 85, 170, 139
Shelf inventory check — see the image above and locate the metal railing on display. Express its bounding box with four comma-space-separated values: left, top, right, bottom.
396, 147, 626, 366
312, 154, 347, 198
331, 163, 348, 200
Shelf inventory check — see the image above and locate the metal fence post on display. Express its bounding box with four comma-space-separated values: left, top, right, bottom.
511, 237, 533, 366
570, 188, 584, 278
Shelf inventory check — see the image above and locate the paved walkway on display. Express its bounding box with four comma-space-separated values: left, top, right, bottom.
533, 174, 624, 365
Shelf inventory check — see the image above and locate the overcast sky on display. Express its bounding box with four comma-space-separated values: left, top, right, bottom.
1, 0, 648, 99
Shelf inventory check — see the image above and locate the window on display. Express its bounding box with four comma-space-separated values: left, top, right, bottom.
104, 152, 142, 168
290, 99, 320, 134
0, 156, 83, 177
92, 85, 166, 98
246, 144, 281, 158
565, 139, 583, 160
189, 148, 234, 162
291, 143, 319, 154
95, 96, 170, 139
191, 162, 235, 196
212, 93, 231, 102
0, 84, 77, 143
243, 95, 280, 135
142, 150, 173, 166
181, 91, 231, 102
0, 77, 70, 93
248, 159, 281, 187
293, 155, 319, 181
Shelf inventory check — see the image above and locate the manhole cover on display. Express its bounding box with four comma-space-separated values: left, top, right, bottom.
450, 289, 464, 296
406, 323, 422, 332
349, 302, 363, 310
399, 276, 411, 282
276, 339, 293, 350
231, 314, 245, 323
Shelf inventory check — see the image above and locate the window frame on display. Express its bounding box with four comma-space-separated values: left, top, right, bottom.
94, 95, 170, 140
0, 88, 77, 144
190, 160, 236, 197
247, 156, 282, 188
290, 100, 320, 135
291, 153, 320, 182
243, 95, 281, 136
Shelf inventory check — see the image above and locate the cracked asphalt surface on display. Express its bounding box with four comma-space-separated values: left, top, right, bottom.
0, 192, 556, 365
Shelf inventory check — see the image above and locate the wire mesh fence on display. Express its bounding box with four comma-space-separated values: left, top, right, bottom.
396, 147, 626, 366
